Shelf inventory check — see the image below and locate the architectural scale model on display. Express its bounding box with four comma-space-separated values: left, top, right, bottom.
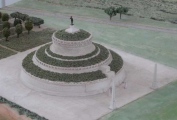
20, 23, 125, 96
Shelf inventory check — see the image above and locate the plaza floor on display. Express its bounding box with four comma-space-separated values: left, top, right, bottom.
0, 43, 177, 120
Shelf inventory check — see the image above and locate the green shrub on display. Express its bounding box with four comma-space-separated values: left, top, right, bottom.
29, 16, 44, 28
0, 12, 2, 19
13, 19, 22, 26
109, 50, 123, 72
55, 29, 90, 41
3, 21, 10, 29
15, 24, 23, 38
25, 20, 33, 34
10, 12, 18, 19
36, 43, 109, 67
23, 52, 106, 82
10, 12, 29, 21
46, 45, 99, 60
2, 13, 9, 21
2, 27, 10, 41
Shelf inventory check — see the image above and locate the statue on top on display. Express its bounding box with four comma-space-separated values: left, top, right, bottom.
70, 16, 74, 25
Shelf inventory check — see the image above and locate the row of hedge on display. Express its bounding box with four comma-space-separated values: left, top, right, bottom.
46, 44, 99, 60
22, 50, 123, 82
109, 50, 123, 73
36, 43, 109, 67
0, 96, 48, 120
55, 29, 90, 41
23, 52, 106, 82
10, 12, 44, 28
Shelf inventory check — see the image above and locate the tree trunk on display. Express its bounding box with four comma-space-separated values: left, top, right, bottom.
17, 34, 19, 38
38, 25, 41, 28
110, 15, 112, 21
5, 37, 8, 41
120, 13, 122, 19
28, 31, 29, 34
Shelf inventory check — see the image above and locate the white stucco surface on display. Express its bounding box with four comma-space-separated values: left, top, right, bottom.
0, 43, 177, 120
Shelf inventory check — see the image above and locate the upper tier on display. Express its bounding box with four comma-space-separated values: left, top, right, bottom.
50, 25, 95, 56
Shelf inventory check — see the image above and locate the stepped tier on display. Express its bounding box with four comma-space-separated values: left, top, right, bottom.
33, 43, 112, 73
21, 50, 125, 96
50, 27, 95, 56
20, 26, 126, 96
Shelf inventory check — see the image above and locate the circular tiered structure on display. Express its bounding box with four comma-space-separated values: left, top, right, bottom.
21, 25, 125, 96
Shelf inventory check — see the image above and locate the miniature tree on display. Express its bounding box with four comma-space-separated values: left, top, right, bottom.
2, 27, 10, 41
15, 24, 23, 38
10, 12, 18, 20
3, 21, 10, 29
2, 13, 9, 21
116, 6, 129, 19
0, 12, 2, 19
25, 20, 33, 34
104, 7, 117, 20
14, 19, 22, 26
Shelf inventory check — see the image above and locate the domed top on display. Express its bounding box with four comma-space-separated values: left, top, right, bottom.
55, 25, 91, 41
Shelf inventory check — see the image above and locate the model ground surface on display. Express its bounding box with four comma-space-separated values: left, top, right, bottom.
0, 0, 177, 119
0, 44, 177, 120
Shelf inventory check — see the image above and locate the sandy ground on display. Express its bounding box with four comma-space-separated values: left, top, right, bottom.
0, 43, 177, 120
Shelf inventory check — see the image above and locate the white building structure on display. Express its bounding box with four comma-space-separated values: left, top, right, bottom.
0, 0, 21, 8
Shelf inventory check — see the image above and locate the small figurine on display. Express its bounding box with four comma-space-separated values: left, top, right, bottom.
70, 16, 74, 25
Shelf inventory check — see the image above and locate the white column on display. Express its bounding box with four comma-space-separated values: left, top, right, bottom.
109, 71, 116, 110
0, 0, 5, 8
151, 63, 158, 89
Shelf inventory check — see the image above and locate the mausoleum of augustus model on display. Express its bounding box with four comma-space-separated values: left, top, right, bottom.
20, 25, 125, 96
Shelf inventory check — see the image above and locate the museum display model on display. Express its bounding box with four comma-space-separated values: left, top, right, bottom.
20, 24, 125, 96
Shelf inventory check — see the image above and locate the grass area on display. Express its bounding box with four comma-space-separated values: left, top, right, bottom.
101, 80, 177, 120
0, 46, 16, 59
13, 0, 177, 22
0, 28, 54, 52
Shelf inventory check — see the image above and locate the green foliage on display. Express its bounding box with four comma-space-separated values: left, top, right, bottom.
55, 29, 90, 41
15, 24, 23, 38
10, 12, 29, 21
0, 46, 16, 59
22, 52, 106, 82
47, 45, 99, 60
104, 6, 117, 20
25, 20, 33, 34
0, 12, 2, 19
0, 29, 54, 51
10, 12, 18, 19
13, 19, 22, 26
0, 97, 48, 120
29, 16, 44, 28
2, 27, 10, 41
109, 50, 123, 72
36, 43, 109, 67
2, 21, 10, 29
116, 6, 129, 19
2, 13, 9, 21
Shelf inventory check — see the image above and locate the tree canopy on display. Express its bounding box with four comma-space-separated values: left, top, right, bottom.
116, 6, 129, 19
104, 7, 117, 20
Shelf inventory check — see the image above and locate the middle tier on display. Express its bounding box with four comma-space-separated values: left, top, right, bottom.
33, 43, 112, 74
